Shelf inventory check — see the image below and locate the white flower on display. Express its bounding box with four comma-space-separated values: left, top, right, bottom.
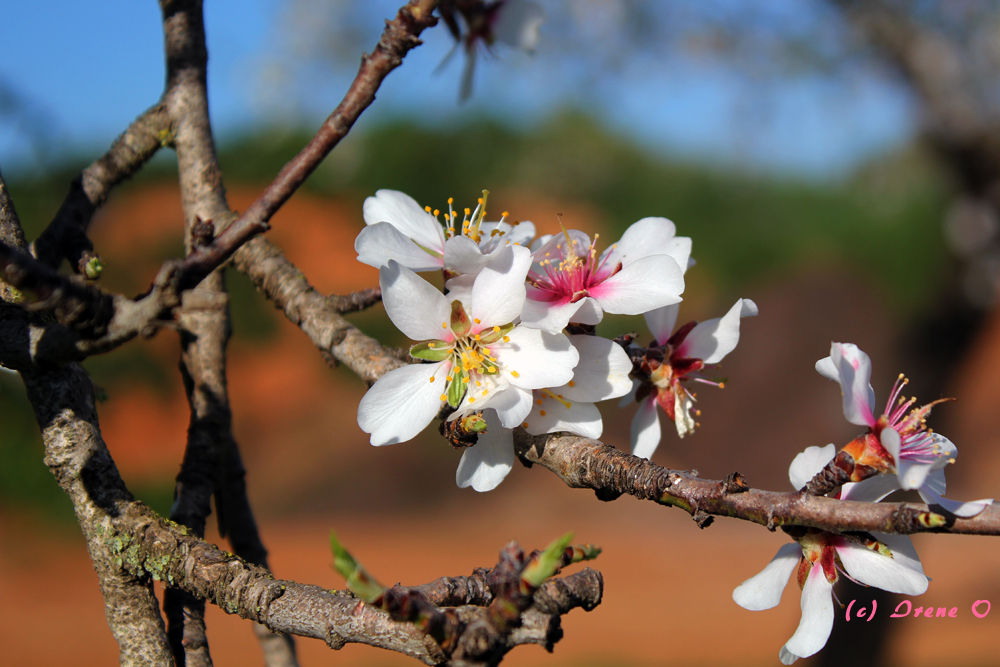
456, 334, 633, 492
519, 217, 689, 332
355, 189, 535, 275
624, 298, 757, 459
357, 245, 578, 447
812, 342, 992, 517
734, 531, 928, 665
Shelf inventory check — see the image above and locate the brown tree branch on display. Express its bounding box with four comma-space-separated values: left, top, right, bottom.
100, 503, 601, 666
23, 363, 175, 666
30, 102, 171, 271
511, 430, 1000, 535
159, 1, 297, 664
170, 0, 441, 293
234, 236, 406, 382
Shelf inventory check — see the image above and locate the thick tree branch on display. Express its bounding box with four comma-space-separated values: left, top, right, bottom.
23, 363, 175, 666
160, 1, 297, 664
31, 102, 171, 271
170, 0, 441, 292
100, 503, 601, 666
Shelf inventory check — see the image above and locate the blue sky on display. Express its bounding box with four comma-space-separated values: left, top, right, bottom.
0, 0, 916, 179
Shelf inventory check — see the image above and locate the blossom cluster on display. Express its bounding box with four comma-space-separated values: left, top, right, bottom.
354, 189, 755, 490
735, 342, 993, 664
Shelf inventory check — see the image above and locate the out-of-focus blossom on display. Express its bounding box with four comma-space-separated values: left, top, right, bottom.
440, 0, 546, 101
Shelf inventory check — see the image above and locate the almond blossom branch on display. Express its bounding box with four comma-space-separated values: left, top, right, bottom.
30, 101, 171, 272
511, 430, 1000, 536
170, 0, 441, 293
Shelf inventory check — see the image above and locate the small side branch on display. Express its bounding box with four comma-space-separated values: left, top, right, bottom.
31, 102, 171, 271
171, 0, 441, 292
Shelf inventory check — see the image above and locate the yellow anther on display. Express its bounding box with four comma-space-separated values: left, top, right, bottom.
433, 209, 440, 216
482, 389, 488, 396
425, 205, 432, 212
522, 422, 529, 428
430, 377, 435, 383
469, 397, 476, 403
428, 342, 436, 348
539, 410, 547, 416
536, 399, 543, 405
448, 197, 454, 204
478, 197, 483, 204
493, 325, 500, 333
440, 394, 447, 401
474, 334, 481, 341
503, 336, 510, 342
568, 380, 576, 387
476, 381, 482, 387
474, 318, 481, 324
502, 211, 509, 217
465, 208, 471, 215
719, 382, 726, 389
442, 322, 447, 329
511, 370, 520, 378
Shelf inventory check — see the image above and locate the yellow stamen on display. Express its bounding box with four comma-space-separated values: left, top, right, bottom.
511, 370, 520, 378
568, 380, 576, 387
541, 388, 571, 409
502, 336, 510, 343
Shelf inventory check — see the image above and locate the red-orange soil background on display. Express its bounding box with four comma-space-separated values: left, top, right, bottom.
1, 184, 998, 666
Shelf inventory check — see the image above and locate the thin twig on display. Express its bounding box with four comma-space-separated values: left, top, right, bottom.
171, 0, 441, 291
30, 102, 170, 271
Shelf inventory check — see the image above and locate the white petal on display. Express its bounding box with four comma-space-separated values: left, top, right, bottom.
524, 395, 602, 438
493, 0, 545, 51
732, 543, 801, 611
570, 296, 604, 325
837, 535, 928, 595
380, 261, 452, 342
355, 222, 444, 272
357, 363, 446, 446
519, 296, 584, 332
840, 475, 901, 503
644, 303, 680, 346
619, 378, 639, 408
830, 342, 877, 427
881, 427, 901, 464
783, 567, 834, 661
589, 255, 685, 316
444, 235, 489, 275
815, 356, 839, 382
897, 458, 932, 491
927, 433, 958, 470
788, 444, 837, 491
364, 190, 445, 253
529, 234, 552, 252
463, 384, 532, 429
922, 468, 947, 496
470, 245, 532, 326
556, 335, 633, 402
601, 217, 691, 272
491, 327, 578, 389
630, 397, 661, 459
918, 487, 994, 518
455, 411, 514, 491
778, 646, 800, 665
676, 298, 757, 364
